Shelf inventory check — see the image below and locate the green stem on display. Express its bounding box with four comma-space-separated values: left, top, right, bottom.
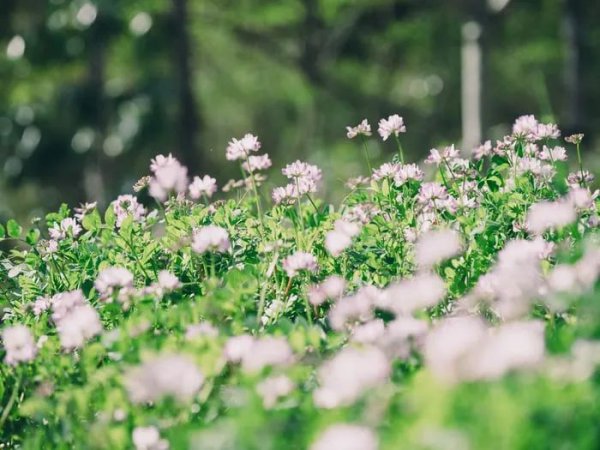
240, 161, 265, 234
0, 374, 21, 431
294, 178, 305, 248
306, 194, 319, 214
210, 253, 216, 279
576, 143, 586, 187
393, 134, 405, 164
360, 136, 373, 174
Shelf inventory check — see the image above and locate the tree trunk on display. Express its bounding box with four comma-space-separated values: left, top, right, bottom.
172, 0, 203, 172
84, 21, 107, 207
563, 0, 583, 131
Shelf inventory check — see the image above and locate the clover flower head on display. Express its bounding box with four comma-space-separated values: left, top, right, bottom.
113, 194, 146, 228
95, 267, 134, 299
282, 251, 318, 277
242, 153, 272, 173
148, 154, 189, 202
189, 175, 217, 199
226, 133, 261, 161
2, 324, 37, 365
49, 217, 82, 240
377, 114, 406, 141
310, 424, 378, 450
191, 225, 231, 254
346, 119, 372, 139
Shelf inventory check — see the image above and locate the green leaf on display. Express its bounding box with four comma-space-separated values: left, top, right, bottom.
0, 223, 5, 239
82, 210, 102, 232
104, 206, 116, 228
25, 228, 40, 245
6, 219, 22, 238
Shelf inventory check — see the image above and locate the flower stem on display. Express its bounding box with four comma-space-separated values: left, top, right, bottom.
576, 143, 586, 187
393, 134, 405, 164
361, 136, 373, 174
0, 374, 21, 431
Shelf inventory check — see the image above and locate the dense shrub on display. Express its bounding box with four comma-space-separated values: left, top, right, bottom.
0, 115, 599, 449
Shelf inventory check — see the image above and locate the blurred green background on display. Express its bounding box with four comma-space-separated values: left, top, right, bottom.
1, 0, 599, 221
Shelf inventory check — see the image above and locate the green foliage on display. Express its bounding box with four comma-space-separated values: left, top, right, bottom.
0, 118, 598, 449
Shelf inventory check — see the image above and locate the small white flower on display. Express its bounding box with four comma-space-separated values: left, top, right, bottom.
95, 267, 134, 299
226, 133, 261, 161
311, 424, 378, 450
188, 175, 217, 199
282, 252, 318, 277
2, 325, 37, 365
191, 225, 231, 254
132, 426, 169, 450
346, 119, 372, 139
125, 354, 204, 404
157, 270, 181, 292
377, 114, 406, 141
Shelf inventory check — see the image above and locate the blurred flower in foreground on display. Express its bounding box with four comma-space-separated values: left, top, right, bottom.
2, 325, 36, 365
311, 424, 378, 450
124, 354, 204, 403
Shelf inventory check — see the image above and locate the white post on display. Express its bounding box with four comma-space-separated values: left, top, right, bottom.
461, 21, 482, 153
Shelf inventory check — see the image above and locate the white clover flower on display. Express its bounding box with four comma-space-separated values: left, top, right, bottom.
240, 337, 294, 373
271, 184, 297, 205
394, 163, 424, 185
223, 334, 255, 363
525, 199, 577, 235
313, 346, 390, 408
256, 375, 294, 408
350, 319, 385, 345
74, 201, 97, 221
148, 154, 189, 202
346, 119, 372, 139
536, 122, 561, 140
372, 162, 400, 181
310, 423, 379, 450
425, 145, 460, 165
185, 322, 218, 341
325, 219, 361, 257
95, 267, 134, 299
191, 225, 231, 254
113, 194, 146, 228
242, 154, 272, 173
125, 354, 204, 404
512, 114, 539, 140
56, 304, 102, 351
308, 275, 346, 306
51, 289, 87, 322
473, 140, 492, 160
282, 160, 322, 181
378, 272, 446, 315
49, 217, 82, 240
188, 175, 217, 199
567, 170, 595, 188
539, 145, 567, 161
328, 286, 378, 331
377, 114, 406, 141
417, 182, 450, 210
282, 252, 318, 277
157, 270, 181, 292
425, 317, 546, 384
414, 229, 462, 269
2, 324, 37, 365
226, 133, 261, 161
569, 187, 596, 210
311, 424, 378, 450
132, 426, 169, 450
32, 296, 52, 316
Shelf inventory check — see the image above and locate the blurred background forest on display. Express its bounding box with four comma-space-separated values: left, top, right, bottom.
1, 0, 599, 221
